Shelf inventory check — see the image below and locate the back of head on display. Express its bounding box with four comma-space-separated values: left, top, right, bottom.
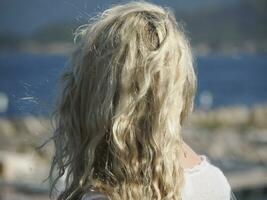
50, 1, 196, 200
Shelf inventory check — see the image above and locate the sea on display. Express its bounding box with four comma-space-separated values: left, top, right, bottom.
0, 52, 267, 117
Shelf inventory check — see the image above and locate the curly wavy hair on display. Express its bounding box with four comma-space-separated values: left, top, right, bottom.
49, 1, 197, 200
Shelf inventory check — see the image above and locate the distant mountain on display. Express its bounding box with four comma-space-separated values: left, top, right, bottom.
0, 0, 238, 35
1, 0, 266, 54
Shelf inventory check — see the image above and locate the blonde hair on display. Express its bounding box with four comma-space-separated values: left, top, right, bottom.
49, 1, 196, 200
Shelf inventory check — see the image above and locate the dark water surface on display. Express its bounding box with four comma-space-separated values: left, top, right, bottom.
0, 52, 266, 116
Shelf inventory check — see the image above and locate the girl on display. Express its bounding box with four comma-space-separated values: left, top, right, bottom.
49, 1, 236, 200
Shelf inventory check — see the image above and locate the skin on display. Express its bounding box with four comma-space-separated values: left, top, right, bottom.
181, 141, 202, 169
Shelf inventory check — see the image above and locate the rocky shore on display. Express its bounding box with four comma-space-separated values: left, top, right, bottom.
0, 104, 267, 199
184, 104, 267, 166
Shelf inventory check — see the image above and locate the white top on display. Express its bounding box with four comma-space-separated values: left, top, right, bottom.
82, 155, 232, 200
181, 155, 231, 200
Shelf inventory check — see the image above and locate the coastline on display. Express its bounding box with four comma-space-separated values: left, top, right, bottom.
1, 41, 266, 57
0, 103, 267, 199
1, 103, 266, 163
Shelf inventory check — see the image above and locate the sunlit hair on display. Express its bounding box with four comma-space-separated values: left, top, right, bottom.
49, 1, 197, 199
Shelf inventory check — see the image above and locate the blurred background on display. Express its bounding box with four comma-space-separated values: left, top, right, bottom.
0, 0, 267, 199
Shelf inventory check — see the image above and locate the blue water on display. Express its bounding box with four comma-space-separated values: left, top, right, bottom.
0, 52, 267, 117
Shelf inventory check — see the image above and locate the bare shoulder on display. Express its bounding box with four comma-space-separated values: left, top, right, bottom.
181, 140, 202, 169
